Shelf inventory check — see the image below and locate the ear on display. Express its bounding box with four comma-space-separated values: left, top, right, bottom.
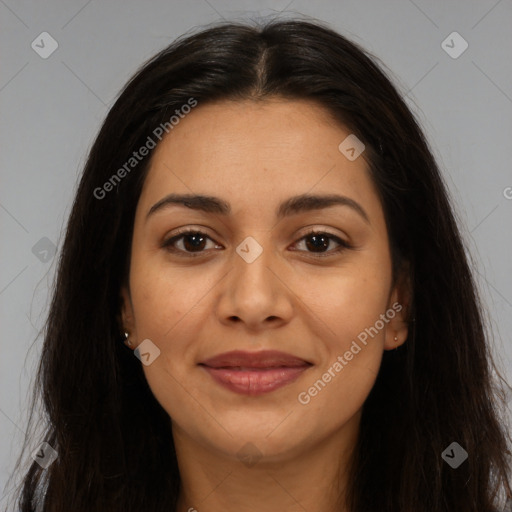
119, 285, 136, 342
383, 267, 412, 351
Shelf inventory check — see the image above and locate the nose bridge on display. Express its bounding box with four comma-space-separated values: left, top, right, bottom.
231, 233, 276, 296
217, 231, 293, 326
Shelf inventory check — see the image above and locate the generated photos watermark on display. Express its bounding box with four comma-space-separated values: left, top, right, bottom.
93, 97, 198, 200
297, 301, 403, 405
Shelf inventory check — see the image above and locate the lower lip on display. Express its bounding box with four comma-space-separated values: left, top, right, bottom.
200, 365, 310, 395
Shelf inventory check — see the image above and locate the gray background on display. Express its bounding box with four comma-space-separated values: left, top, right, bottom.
1, 0, 511, 507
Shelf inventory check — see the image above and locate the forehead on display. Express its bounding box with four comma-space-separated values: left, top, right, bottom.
137, 98, 381, 223
148, 98, 349, 174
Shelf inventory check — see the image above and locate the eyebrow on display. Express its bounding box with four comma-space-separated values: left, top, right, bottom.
146, 193, 370, 224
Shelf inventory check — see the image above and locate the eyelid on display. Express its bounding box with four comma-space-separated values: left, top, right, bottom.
161, 226, 220, 257
294, 225, 350, 244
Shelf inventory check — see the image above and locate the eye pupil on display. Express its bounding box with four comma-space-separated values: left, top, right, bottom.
306, 234, 329, 252
183, 233, 206, 252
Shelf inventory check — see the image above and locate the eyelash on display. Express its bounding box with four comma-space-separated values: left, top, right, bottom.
161, 227, 352, 259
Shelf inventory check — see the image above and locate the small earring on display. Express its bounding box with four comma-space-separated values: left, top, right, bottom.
124, 332, 133, 347
394, 336, 398, 342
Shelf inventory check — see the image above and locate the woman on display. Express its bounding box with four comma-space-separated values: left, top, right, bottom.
7, 18, 512, 512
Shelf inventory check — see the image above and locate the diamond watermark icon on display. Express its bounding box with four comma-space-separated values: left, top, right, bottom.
32, 237, 56, 263
441, 32, 468, 59
236, 236, 263, 263
236, 442, 263, 468
31, 442, 58, 469
31, 32, 59, 59
441, 441, 468, 468
134, 338, 161, 366
338, 134, 365, 161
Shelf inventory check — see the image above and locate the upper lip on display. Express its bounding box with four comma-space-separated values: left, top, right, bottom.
199, 350, 312, 368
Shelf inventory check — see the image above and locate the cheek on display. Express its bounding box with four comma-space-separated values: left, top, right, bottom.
307, 265, 391, 348
129, 265, 208, 419
128, 260, 221, 376
294, 272, 389, 425
130, 257, 203, 331
295, 254, 392, 406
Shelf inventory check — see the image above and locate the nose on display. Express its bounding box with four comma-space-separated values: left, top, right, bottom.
214, 238, 294, 332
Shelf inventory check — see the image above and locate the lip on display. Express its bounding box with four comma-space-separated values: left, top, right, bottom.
200, 350, 312, 368
199, 350, 313, 396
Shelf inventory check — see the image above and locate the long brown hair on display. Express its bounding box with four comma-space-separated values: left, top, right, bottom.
5, 18, 511, 511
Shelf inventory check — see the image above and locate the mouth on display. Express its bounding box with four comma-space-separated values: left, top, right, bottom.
198, 350, 313, 396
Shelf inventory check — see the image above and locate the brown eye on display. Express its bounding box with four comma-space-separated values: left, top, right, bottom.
291, 231, 351, 257
162, 229, 220, 257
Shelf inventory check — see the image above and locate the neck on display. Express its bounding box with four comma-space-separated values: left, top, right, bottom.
173, 413, 360, 512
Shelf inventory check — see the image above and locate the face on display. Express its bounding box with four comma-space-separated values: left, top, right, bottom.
121, 98, 409, 465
